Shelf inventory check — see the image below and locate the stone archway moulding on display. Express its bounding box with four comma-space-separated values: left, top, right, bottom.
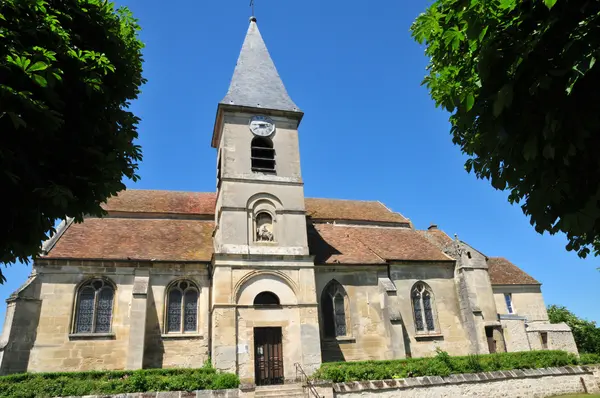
234, 270, 298, 305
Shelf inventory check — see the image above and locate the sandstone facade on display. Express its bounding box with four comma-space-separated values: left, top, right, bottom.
0, 16, 578, 385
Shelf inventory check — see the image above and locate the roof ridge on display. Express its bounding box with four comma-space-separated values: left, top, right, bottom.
118, 189, 215, 194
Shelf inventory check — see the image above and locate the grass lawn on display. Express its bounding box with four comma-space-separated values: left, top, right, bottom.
551, 395, 600, 397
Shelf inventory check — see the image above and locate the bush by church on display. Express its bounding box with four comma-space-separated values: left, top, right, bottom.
313, 350, 599, 383
0, 367, 239, 398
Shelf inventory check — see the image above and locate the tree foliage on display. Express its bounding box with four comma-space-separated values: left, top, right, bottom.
411, 0, 600, 258
548, 305, 600, 354
0, 0, 145, 281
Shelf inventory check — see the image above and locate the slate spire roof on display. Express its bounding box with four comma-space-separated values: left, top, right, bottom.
220, 17, 301, 113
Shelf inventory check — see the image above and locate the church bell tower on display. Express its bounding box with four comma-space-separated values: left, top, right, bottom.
209, 17, 321, 381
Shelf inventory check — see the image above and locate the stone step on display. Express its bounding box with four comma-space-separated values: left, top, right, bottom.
255, 383, 306, 397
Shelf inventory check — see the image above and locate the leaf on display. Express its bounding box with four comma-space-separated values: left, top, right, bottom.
544, 0, 558, 9
27, 62, 49, 73
442, 27, 465, 51
32, 74, 48, 87
499, 0, 516, 10
466, 93, 475, 111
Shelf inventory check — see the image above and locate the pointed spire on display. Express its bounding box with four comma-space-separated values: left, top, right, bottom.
220, 17, 301, 113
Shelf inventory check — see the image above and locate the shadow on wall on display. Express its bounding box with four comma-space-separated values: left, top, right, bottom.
400, 317, 412, 358
0, 276, 42, 375
306, 223, 342, 264
320, 339, 346, 363
143, 287, 164, 368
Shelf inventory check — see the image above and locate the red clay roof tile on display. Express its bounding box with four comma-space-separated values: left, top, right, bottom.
308, 224, 385, 264
44, 190, 448, 264
45, 218, 214, 262
487, 257, 540, 285
103, 190, 216, 215
305, 198, 409, 224
348, 227, 453, 262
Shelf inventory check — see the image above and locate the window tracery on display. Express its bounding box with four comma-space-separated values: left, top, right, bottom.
74, 279, 114, 334
166, 280, 199, 333
411, 282, 438, 333
321, 280, 349, 338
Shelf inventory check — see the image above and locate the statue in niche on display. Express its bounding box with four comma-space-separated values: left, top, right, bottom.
256, 212, 274, 242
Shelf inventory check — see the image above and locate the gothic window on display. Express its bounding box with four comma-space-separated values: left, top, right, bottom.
254, 291, 280, 306
74, 279, 115, 334
411, 282, 438, 333
255, 212, 274, 242
251, 136, 275, 173
166, 280, 199, 333
321, 280, 349, 338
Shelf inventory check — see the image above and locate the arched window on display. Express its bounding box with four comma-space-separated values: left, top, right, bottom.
74, 279, 115, 334
251, 136, 275, 173
411, 282, 437, 333
254, 291, 280, 306
166, 280, 199, 333
321, 280, 349, 338
256, 212, 274, 242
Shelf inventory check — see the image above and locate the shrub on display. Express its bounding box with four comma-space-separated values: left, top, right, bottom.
0, 368, 239, 398
313, 350, 580, 383
580, 353, 600, 365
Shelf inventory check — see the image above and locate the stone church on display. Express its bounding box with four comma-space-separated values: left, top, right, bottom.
0, 17, 577, 385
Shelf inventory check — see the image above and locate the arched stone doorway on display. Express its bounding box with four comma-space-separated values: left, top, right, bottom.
234, 272, 300, 385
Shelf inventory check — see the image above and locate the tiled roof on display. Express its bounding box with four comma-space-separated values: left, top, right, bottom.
348, 227, 453, 262
305, 198, 409, 224
487, 257, 540, 285
308, 224, 385, 265
43, 190, 448, 264
102, 190, 408, 224
103, 190, 216, 215
45, 218, 214, 262
417, 228, 454, 249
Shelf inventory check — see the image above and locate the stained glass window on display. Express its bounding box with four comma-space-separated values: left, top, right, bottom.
184, 289, 198, 332
412, 282, 437, 333
333, 294, 347, 337
321, 280, 349, 338
167, 289, 182, 332
423, 292, 435, 331
76, 287, 95, 333
166, 280, 199, 333
95, 288, 114, 333
412, 290, 424, 331
74, 279, 114, 334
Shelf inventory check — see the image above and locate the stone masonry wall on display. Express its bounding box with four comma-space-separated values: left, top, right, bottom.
333, 365, 600, 398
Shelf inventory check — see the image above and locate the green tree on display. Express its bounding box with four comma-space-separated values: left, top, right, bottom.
0, 0, 145, 282
411, 0, 600, 258
548, 305, 600, 353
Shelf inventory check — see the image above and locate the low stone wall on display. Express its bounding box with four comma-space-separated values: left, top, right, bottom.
48, 365, 600, 398
333, 365, 600, 397
58, 389, 240, 398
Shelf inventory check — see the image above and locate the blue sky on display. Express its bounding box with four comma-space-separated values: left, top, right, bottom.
1, 0, 598, 329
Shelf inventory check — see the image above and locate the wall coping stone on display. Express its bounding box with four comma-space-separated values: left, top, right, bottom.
331, 365, 594, 393
57, 389, 240, 398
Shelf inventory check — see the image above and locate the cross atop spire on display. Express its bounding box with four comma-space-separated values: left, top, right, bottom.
219, 17, 301, 114
250, 0, 255, 17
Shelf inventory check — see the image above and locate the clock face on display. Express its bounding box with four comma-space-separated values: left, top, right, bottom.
249, 115, 275, 137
